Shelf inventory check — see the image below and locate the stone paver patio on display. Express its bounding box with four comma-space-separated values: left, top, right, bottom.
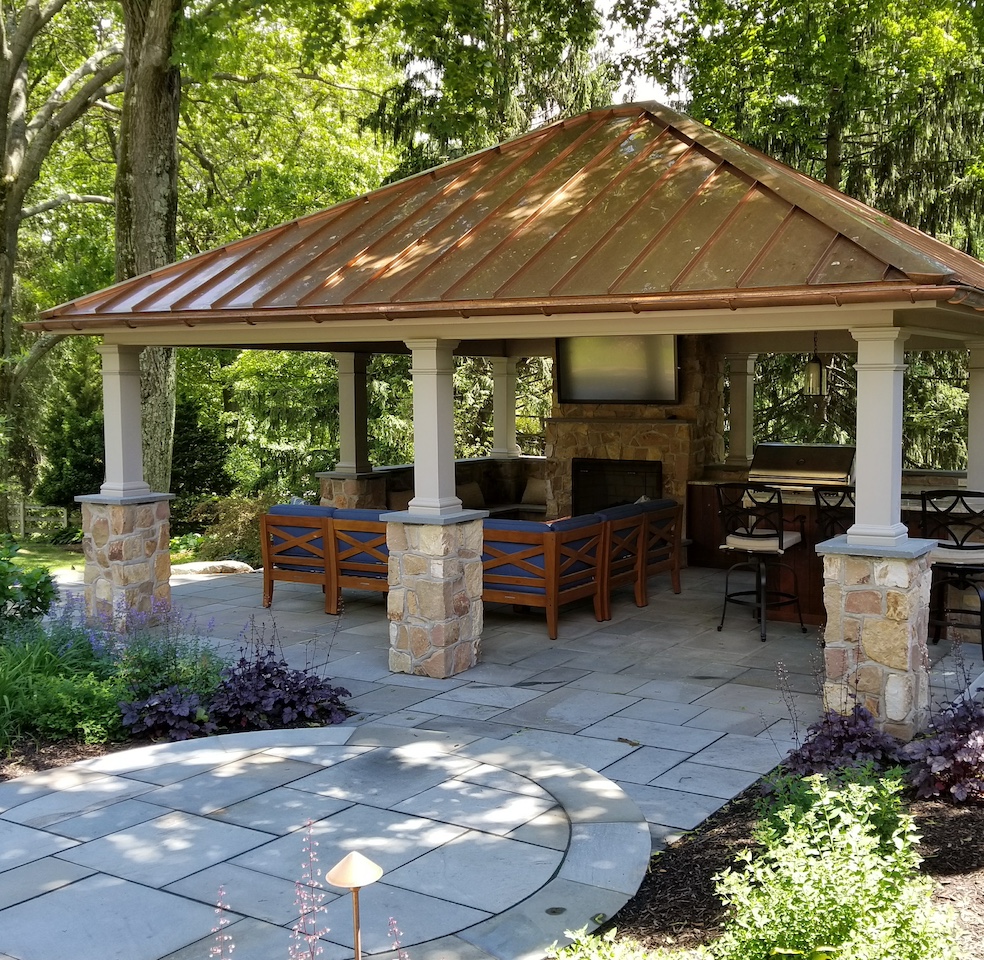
0, 565, 979, 960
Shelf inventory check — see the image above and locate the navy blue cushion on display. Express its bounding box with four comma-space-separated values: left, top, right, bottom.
595, 503, 644, 521
333, 508, 387, 522
483, 518, 552, 533
549, 514, 603, 532
269, 503, 335, 518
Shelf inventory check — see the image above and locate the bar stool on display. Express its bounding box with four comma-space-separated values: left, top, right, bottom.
716, 482, 807, 642
814, 485, 856, 541
920, 489, 984, 655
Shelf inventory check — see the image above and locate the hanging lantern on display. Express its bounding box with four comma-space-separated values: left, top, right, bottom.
803, 332, 827, 398
804, 353, 826, 397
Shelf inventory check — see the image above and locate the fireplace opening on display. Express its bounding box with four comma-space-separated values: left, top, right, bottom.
571, 458, 663, 516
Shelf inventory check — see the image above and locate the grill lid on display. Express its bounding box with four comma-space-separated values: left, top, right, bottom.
748, 443, 856, 487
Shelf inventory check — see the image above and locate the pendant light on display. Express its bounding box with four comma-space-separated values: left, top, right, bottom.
804, 332, 827, 398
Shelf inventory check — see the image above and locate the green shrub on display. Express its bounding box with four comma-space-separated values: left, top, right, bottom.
548, 928, 706, 960
711, 772, 958, 960
194, 491, 283, 567
114, 631, 226, 702
26, 673, 127, 743
0, 628, 112, 749
0, 537, 57, 625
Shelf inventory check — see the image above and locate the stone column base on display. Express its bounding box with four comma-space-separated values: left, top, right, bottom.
317, 472, 387, 509
385, 518, 484, 678
818, 538, 934, 739
78, 494, 172, 628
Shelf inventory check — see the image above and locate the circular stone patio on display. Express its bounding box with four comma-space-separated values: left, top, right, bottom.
0, 724, 651, 960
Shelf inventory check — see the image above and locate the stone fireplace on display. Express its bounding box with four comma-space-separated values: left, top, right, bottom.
545, 336, 724, 517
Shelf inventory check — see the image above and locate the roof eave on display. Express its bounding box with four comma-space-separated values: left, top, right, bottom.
24, 283, 964, 334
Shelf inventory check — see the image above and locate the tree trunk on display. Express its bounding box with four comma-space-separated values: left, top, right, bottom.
116, 0, 182, 493
824, 85, 844, 190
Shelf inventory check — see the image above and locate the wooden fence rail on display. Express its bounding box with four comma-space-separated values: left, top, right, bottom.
6, 501, 68, 538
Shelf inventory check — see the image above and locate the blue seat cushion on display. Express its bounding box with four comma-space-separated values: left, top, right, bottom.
269, 503, 335, 517
333, 508, 387, 522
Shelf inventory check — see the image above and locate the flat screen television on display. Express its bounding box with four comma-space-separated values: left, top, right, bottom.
556, 335, 679, 404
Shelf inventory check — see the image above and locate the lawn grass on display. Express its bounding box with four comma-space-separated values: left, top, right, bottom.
12, 542, 200, 578
10, 543, 84, 577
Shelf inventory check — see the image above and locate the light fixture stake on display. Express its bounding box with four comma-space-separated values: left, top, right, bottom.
326, 851, 384, 960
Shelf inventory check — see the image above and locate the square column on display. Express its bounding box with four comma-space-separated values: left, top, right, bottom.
818, 538, 934, 739
724, 353, 756, 466
848, 327, 909, 547
491, 357, 521, 457
334, 352, 372, 475
405, 339, 463, 518
97, 344, 152, 499
386, 517, 484, 677
967, 342, 984, 488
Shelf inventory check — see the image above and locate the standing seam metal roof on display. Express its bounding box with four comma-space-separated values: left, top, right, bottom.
35, 102, 984, 330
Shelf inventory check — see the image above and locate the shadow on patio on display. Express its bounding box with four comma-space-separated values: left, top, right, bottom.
79, 563, 982, 848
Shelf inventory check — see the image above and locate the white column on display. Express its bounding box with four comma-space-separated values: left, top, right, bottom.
491, 357, 521, 457
97, 344, 151, 498
848, 327, 910, 547
725, 353, 757, 465
967, 342, 984, 489
335, 352, 372, 474
406, 338, 462, 517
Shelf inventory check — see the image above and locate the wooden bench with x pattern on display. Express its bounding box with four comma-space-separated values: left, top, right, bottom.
482, 517, 605, 640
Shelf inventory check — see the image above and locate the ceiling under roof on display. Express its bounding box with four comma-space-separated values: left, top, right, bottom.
33, 102, 984, 337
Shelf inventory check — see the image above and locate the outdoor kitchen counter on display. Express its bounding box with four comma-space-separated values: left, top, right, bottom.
686, 481, 939, 627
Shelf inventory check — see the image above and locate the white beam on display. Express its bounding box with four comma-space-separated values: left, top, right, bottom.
725, 353, 757, 465
847, 326, 909, 547
967, 341, 984, 490
334, 352, 372, 474
97, 344, 152, 498
406, 339, 462, 517
491, 357, 520, 457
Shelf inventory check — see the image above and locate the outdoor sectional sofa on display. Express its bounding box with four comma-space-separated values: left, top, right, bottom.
260, 497, 683, 638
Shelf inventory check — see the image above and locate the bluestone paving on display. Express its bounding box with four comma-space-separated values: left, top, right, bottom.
3, 565, 973, 959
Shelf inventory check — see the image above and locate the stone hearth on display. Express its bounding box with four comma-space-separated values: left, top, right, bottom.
545, 336, 723, 517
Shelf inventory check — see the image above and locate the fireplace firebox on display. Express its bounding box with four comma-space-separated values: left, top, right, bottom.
571, 458, 663, 516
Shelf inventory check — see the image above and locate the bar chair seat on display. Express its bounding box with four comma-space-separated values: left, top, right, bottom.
920, 490, 984, 655
716, 482, 807, 642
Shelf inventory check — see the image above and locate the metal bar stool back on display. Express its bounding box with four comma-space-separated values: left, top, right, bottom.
716, 482, 807, 642
920, 489, 984, 655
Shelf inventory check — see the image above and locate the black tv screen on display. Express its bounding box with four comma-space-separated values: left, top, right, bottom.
556, 335, 679, 404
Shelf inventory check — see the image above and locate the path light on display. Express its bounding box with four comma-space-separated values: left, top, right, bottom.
326, 851, 384, 960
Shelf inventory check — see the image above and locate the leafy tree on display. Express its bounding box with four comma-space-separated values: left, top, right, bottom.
614, 0, 983, 229
367, 0, 615, 175
33, 337, 105, 506
0, 0, 124, 532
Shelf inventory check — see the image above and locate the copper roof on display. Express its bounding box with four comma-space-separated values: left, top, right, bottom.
34, 102, 984, 333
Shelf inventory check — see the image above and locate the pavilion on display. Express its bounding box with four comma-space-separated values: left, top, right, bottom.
29, 101, 984, 737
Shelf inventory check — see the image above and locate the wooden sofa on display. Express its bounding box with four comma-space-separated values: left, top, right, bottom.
260, 504, 336, 613
261, 505, 389, 615
481, 515, 606, 639
595, 499, 683, 621
262, 499, 682, 634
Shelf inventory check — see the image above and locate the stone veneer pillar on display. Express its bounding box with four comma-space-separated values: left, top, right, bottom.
317, 472, 387, 509
78, 494, 174, 627
817, 537, 935, 739
385, 517, 484, 677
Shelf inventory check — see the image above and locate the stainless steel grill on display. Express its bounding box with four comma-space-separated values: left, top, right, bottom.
748, 443, 856, 489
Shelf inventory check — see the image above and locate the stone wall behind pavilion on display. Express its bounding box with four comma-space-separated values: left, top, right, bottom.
545, 335, 724, 517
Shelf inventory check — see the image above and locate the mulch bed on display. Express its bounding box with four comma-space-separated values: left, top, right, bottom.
604, 785, 984, 959
3, 741, 982, 957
